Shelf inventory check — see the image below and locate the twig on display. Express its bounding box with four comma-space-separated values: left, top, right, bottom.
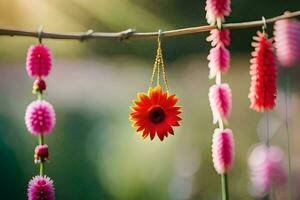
0, 10, 299, 41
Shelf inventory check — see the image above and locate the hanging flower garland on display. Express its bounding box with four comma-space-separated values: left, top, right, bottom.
247, 18, 288, 199
273, 16, 300, 200
24, 38, 55, 200
205, 0, 234, 199
129, 32, 182, 141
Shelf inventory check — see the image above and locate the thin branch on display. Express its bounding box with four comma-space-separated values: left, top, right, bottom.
0, 10, 299, 41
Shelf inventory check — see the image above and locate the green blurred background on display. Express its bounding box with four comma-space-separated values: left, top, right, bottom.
0, 0, 300, 199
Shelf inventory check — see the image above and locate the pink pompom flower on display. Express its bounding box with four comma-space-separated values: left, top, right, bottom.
207, 45, 230, 79
209, 83, 232, 124
274, 18, 300, 67
26, 44, 52, 78
28, 175, 55, 200
207, 29, 230, 47
212, 128, 234, 174
248, 144, 286, 197
205, 0, 231, 25
25, 100, 56, 135
34, 144, 49, 163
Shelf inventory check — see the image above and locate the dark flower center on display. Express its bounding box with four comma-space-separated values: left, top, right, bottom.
149, 106, 165, 123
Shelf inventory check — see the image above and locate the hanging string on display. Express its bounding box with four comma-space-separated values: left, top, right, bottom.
37, 26, 43, 44
37, 27, 45, 175
156, 30, 161, 86
285, 69, 293, 200
266, 110, 270, 146
216, 72, 222, 85
262, 17, 267, 35
149, 29, 169, 93
149, 50, 158, 88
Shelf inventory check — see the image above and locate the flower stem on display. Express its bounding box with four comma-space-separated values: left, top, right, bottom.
216, 72, 222, 85
221, 173, 229, 200
285, 69, 293, 200
39, 134, 44, 145
40, 161, 44, 176
39, 134, 44, 176
219, 119, 224, 130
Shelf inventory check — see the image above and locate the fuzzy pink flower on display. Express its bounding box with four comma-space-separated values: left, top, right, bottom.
25, 100, 56, 135
212, 128, 234, 174
26, 44, 52, 78
205, 0, 231, 25
207, 29, 230, 47
209, 83, 232, 124
34, 144, 49, 163
274, 18, 300, 67
207, 45, 230, 79
28, 175, 55, 200
248, 144, 286, 197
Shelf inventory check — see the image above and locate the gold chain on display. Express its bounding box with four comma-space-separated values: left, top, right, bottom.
149, 32, 169, 93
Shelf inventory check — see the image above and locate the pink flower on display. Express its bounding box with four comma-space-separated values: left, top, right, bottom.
25, 100, 56, 135
212, 128, 234, 174
207, 29, 230, 47
274, 19, 300, 67
207, 45, 230, 79
209, 83, 232, 124
248, 144, 286, 197
205, 0, 231, 25
28, 175, 55, 200
34, 144, 49, 163
26, 44, 52, 78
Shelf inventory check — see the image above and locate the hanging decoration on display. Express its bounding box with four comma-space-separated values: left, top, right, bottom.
129, 31, 181, 141
0, 5, 298, 200
273, 17, 300, 200
24, 29, 55, 200
248, 31, 277, 112
247, 18, 288, 199
205, 0, 234, 199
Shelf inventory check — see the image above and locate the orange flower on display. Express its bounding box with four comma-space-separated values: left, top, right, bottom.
130, 85, 181, 141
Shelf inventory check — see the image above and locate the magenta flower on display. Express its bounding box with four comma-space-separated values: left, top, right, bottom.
207, 45, 230, 79
212, 128, 234, 174
209, 83, 232, 124
248, 144, 286, 197
205, 0, 231, 25
207, 29, 230, 47
28, 175, 55, 200
34, 144, 49, 163
26, 44, 52, 78
25, 100, 56, 135
274, 19, 300, 67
